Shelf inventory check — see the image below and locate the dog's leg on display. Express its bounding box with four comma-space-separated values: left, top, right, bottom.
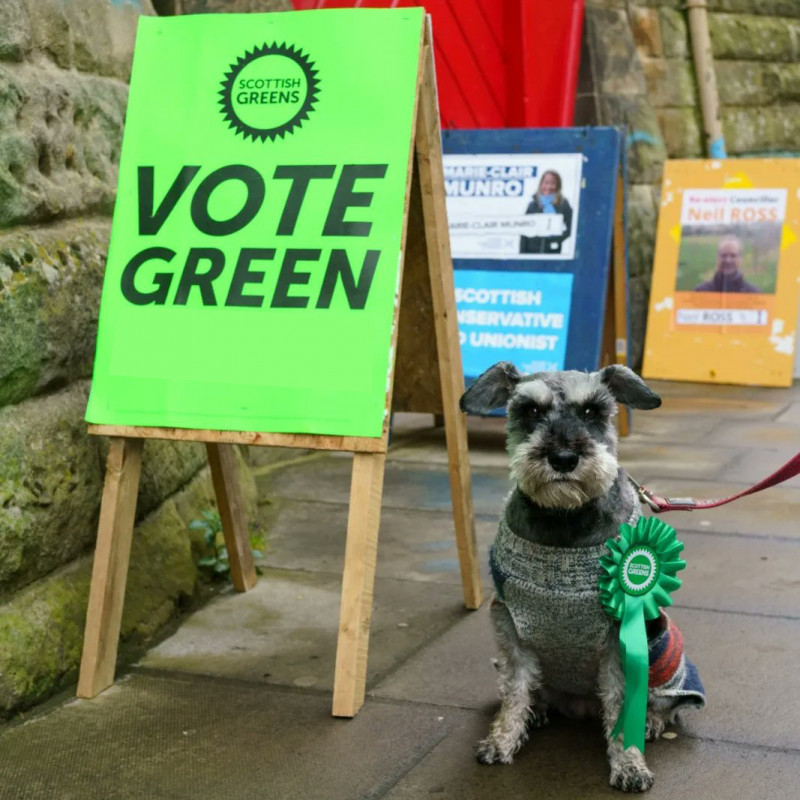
477, 600, 545, 765
646, 690, 692, 740
644, 696, 672, 742
644, 712, 665, 743
599, 636, 655, 793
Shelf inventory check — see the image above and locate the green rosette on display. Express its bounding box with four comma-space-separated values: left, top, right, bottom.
599, 516, 686, 752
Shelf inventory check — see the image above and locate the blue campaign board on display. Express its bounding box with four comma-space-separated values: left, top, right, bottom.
442, 127, 623, 386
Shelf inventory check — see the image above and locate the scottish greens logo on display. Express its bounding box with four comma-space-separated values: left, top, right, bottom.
621, 546, 660, 596
219, 43, 320, 142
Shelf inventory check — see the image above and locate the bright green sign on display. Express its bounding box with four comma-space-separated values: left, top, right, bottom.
86, 9, 424, 437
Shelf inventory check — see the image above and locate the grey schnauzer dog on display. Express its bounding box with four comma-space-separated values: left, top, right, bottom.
460, 362, 705, 793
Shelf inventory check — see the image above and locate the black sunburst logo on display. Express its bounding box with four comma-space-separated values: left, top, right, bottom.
218, 43, 320, 142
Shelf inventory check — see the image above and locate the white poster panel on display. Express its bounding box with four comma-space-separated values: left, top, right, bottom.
443, 153, 583, 260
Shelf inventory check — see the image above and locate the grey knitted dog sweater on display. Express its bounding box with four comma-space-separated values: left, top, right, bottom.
490, 505, 640, 696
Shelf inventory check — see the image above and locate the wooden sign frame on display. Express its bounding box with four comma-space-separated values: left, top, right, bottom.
602, 170, 632, 437
77, 22, 482, 719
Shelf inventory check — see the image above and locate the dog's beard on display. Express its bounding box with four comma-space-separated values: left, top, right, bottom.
509, 439, 618, 510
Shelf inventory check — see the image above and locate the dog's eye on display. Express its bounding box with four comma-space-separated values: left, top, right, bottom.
583, 405, 599, 420
520, 403, 545, 431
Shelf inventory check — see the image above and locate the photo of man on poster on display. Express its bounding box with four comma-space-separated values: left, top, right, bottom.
674, 219, 781, 297
693, 235, 763, 293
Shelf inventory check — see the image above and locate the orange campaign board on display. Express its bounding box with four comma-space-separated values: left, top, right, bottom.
643, 159, 800, 387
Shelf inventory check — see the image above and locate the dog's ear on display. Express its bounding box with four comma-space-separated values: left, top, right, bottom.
599, 365, 661, 410
460, 361, 523, 413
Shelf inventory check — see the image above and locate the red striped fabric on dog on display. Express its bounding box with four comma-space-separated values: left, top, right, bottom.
648, 612, 706, 706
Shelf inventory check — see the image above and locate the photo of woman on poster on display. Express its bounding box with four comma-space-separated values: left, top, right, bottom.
519, 170, 573, 255
443, 152, 583, 260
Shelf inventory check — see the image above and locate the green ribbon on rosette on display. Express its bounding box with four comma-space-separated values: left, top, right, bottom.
599, 517, 686, 752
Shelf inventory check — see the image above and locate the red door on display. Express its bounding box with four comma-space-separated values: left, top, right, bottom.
291, 0, 584, 129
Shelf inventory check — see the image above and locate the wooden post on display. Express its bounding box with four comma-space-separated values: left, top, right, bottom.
612, 172, 630, 437
414, 31, 482, 609
206, 443, 257, 592
332, 452, 386, 717
687, 0, 727, 158
77, 437, 143, 698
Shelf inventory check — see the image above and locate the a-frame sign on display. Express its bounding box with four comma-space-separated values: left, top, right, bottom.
77, 8, 481, 718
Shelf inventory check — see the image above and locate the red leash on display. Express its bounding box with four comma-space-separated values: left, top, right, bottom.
629, 452, 800, 513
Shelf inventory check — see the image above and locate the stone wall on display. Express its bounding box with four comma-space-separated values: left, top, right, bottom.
578, 0, 800, 368
0, 1, 263, 715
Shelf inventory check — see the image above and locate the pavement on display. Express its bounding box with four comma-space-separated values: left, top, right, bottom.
2, 379, 800, 799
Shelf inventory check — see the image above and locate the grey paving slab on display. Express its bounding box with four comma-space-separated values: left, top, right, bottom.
775, 402, 800, 424
648, 379, 798, 404
391, 411, 506, 438
674, 608, 800, 750
374, 605, 800, 750
634, 480, 800, 538
262, 499, 495, 585
626, 411, 723, 443
626, 400, 790, 453
264, 457, 512, 516
655, 394, 791, 419
699, 417, 800, 449
389, 411, 442, 437
140, 569, 470, 691
389, 419, 509, 469
617, 440, 740, 481
371, 605, 497, 711
722, 445, 800, 485
0, 673, 468, 800
246, 444, 313, 469
382, 710, 800, 800
679, 530, 800, 618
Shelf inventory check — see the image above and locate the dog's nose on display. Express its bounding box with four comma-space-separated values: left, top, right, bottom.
548, 449, 579, 473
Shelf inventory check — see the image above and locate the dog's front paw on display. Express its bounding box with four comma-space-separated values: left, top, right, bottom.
609, 749, 655, 793
476, 735, 517, 765
610, 765, 654, 793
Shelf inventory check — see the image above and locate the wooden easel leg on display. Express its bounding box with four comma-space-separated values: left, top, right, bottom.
413, 34, 482, 610
77, 437, 143, 698
206, 443, 257, 592
332, 452, 386, 717
440, 414, 482, 609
